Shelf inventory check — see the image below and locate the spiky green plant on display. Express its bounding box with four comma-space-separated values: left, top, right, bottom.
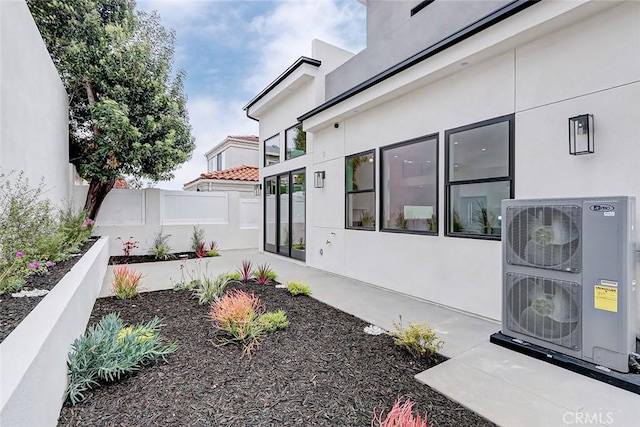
286, 282, 312, 296
190, 225, 205, 253
193, 273, 231, 305
387, 315, 444, 359
149, 229, 174, 260
64, 313, 177, 405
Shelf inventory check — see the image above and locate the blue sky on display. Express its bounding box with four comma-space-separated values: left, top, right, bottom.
135, 0, 367, 190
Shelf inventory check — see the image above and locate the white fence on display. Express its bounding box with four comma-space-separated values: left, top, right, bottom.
74, 187, 259, 256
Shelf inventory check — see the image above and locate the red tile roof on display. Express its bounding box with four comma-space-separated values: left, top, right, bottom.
114, 177, 130, 189
185, 165, 259, 186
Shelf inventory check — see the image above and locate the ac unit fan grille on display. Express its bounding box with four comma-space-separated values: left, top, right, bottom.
505, 273, 581, 350
506, 205, 581, 272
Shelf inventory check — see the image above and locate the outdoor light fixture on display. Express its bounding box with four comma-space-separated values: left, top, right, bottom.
314, 171, 325, 188
569, 114, 594, 155
254, 183, 262, 196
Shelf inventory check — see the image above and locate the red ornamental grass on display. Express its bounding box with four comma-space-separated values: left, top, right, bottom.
195, 243, 207, 258
112, 265, 144, 299
237, 260, 253, 281
209, 290, 262, 329
372, 398, 429, 427
253, 263, 273, 285
209, 290, 263, 357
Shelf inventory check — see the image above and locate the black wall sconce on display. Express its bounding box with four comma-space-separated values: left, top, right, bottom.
314, 171, 325, 188
254, 183, 262, 196
569, 114, 594, 155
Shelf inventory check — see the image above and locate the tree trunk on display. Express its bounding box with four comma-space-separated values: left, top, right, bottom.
84, 178, 116, 221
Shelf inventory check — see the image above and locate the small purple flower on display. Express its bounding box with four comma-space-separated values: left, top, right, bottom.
80, 218, 95, 230
28, 262, 40, 269
16, 252, 24, 258
46, 261, 53, 267
29, 238, 35, 243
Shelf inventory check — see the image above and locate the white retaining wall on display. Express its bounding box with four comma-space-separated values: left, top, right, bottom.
0, 237, 110, 427
74, 187, 259, 256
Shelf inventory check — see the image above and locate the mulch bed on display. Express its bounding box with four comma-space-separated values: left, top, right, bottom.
109, 252, 200, 265
0, 238, 98, 343
57, 281, 496, 427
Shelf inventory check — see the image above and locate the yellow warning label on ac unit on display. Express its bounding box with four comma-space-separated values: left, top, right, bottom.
594, 285, 618, 312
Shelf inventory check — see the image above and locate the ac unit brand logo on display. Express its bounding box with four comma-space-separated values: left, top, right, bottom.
589, 204, 614, 212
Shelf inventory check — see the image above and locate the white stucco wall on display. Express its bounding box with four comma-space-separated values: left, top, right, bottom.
311, 1, 639, 321
254, 1, 639, 321
74, 187, 259, 255
0, 0, 70, 204
225, 146, 259, 168
310, 51, 515, 320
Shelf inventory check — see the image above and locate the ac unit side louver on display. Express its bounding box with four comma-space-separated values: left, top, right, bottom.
502, 197, 636, 373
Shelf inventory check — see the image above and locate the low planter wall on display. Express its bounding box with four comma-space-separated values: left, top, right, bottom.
0, 236, 110, 427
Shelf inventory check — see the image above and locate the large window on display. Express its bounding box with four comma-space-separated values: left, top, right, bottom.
381, 134, 438, 234
445, 114, 514, 239
285, 123, 306, 160
345, 150, 375, 230
264, 134, 280, 166
207, 151, 226, 172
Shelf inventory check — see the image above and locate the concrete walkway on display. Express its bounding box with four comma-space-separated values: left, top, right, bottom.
101, 249, 639, 426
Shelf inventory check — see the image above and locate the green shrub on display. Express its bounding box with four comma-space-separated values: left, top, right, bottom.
258, 310, 289, 333
286, 282, 312, 296
387, 315, 444, 359
193, 273, 230, 305
0, 171, 56, 263
149, 229, 174, 260
57, 204, 94, 255
223, 271, 241, 281
64, 313, 177, 405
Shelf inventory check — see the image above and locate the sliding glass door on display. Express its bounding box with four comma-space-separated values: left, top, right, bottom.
264, 177, 277, 253
264, 169, 305, 261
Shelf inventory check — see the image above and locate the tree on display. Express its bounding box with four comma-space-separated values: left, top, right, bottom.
28, 0, 195, 219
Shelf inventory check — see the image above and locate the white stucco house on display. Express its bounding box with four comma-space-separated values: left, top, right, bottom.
244, 0, 640, 321
183, 135, 260, 192
204, 135, 260, 172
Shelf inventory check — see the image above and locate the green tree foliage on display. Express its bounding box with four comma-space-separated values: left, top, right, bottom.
27, 0, 195, 219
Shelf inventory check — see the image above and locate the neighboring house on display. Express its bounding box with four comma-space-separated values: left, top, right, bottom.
204, 135, 259, 172
183, 165, 259, 192
244, 1, 640, 321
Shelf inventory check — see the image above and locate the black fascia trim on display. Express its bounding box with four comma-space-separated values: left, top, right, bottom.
243, 56, 321, 120
298, 0, 539, 123
411, 0, 435, 17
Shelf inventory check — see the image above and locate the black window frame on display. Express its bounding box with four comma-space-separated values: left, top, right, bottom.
411, 0, 435, 16
263, 169, 306, 261
345, 149, 376, 231
380, 133, 439, 236
264, 133, 280, 167
445, 114, 515, 240
285, 123, 306, 160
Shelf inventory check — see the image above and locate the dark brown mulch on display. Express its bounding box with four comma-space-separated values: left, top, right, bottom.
109, 252, 201, 265
57, 282, 495, 427
0, 238, 98, 343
